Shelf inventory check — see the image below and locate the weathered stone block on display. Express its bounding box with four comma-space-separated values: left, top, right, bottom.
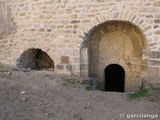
142, 26, 151, 32
66, 64, 72, 71
47, 29, 52, 32
30, 28, 36, 31
154, 19, 160, 23
70, 14, 77, 19
19, 13, 25, 16
154, 25, 159, 29
149, 43, 157, 47
154, 2, 160, 6
61, 56, 70, 64
155, 14, 160, 18
149, 51, 160, 59
71, 20, 80, 24
155, 31, 160, 35
56, 64, 64, 70
39, 28, 44, 32
148, 66, 159, 77
149, 60, 160, 66
80, 64, 88, 70
73, 57, 79, 63
145, 15, 153, 18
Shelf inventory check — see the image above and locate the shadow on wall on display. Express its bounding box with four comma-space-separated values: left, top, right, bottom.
17, 48, 54, 70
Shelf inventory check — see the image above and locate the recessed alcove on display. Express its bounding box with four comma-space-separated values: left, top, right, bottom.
80, 20, 148, 92
17, 48, 54, 70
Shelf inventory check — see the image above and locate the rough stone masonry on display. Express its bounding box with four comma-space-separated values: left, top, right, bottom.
0, 0, 160, 91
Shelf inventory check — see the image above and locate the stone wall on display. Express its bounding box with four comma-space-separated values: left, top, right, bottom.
0, 0, 160, 77
0, 0, 13, 64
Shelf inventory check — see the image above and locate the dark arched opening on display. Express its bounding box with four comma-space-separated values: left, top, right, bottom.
105, 64, 125, 92
17, 48, 54, 70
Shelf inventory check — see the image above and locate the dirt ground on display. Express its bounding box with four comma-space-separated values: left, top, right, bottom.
0, 68, 160, 120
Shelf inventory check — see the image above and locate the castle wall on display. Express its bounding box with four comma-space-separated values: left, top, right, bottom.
0, 0, 160, 76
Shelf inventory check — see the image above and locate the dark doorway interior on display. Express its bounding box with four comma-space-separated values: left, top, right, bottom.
105, 64, 125, 92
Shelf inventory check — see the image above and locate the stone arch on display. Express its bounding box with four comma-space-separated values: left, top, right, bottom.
17, 48, 54, 70
81, 6, 152, 39
80, 20, 148, 92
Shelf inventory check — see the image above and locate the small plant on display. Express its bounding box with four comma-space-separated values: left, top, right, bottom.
80, 79, 93, 91
62, 78, 80, 87
80, 79, 93, 85
85, 85, 93, 91
66, 78, 76, 85
129, 83, 150, 99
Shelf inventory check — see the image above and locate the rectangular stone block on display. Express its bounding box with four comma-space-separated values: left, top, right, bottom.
149, 51, 160, 59
71, 20, 80, 24
154, 19, 160, 23
149, 60, 160, 66
56, 64, 64, 70
155, 31, 160, 35
61, 56, 70, 64
154, 2, 160, 6
66, 64, 72, 71
148, 66, 159, 77
80, 64, 88, 70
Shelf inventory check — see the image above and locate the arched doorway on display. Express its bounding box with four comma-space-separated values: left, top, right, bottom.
80, 20, 148, 92
105, 64, 125, 92
17, 48, 54, 70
